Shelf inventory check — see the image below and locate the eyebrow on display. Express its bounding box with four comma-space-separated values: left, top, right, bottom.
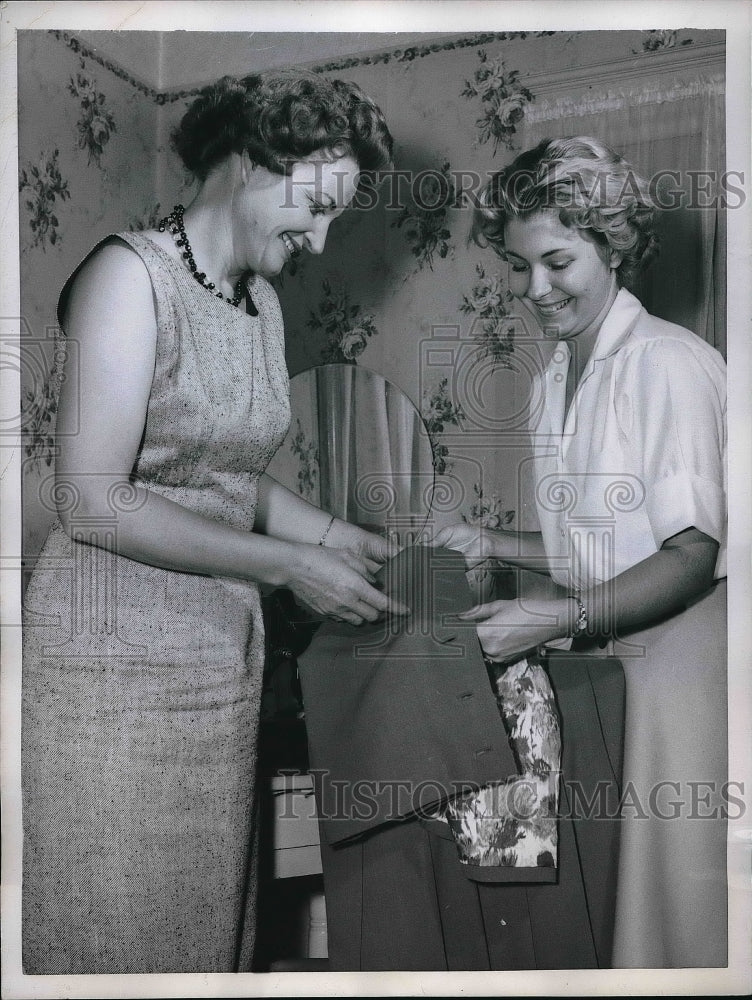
505, 248, 573, 260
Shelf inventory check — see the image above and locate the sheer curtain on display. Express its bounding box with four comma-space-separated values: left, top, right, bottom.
518, 73, 726, 355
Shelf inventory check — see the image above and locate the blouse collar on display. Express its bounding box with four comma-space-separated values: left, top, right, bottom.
542, 287, 644, 384
588, 286, 644, 361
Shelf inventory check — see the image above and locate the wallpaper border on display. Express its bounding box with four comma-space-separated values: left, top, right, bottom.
48, 30, 555, 104
46, 29, 723, 105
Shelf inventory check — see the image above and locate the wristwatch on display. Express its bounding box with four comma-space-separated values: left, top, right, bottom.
568, 594, 589, 638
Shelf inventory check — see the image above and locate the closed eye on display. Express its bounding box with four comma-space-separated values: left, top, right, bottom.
509, 260, 571, 273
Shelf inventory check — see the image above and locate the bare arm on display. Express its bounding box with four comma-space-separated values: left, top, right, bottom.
458, 527, 719, 663
255, 473, 398, 571
255, 473, 336, 544
54, 242, 406, 624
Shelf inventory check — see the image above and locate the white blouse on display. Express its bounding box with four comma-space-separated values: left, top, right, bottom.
530, 288, 727, 592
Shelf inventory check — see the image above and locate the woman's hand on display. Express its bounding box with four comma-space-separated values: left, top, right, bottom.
285, 542, 409, 626
434, 522, 554, 576
325, 520, 401, 575
432, 522, 498, 569
456, 597, 569, 664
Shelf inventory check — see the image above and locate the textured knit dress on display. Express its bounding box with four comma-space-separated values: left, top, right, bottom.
22, 232, 291, 974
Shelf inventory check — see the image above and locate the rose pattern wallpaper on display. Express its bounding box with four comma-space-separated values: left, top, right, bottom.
390, 161, 462, 271
461, 48, 535, 153
461, 263, 517, 366
67, 60, 117, 167
18, 149, 71, 250
306, 278, 380, 363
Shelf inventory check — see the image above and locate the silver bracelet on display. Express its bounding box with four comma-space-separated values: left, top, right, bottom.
318, 515, 336, 547
568, 594, 589, 638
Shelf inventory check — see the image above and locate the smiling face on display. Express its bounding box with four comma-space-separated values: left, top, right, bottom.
503, 210, 621, 344
233, 152, 360, 278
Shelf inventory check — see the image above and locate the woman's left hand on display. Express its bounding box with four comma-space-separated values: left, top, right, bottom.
456, 597, 568, 664
347, 530, 400, 574
326, 520, 400, 574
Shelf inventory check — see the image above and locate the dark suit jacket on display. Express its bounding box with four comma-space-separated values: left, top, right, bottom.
297, 545, 522, 846
297, 545, 624, 970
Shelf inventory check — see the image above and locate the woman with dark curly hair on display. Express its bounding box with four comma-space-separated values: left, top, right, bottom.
436, 137, 727, 967
21, 69, 406, 974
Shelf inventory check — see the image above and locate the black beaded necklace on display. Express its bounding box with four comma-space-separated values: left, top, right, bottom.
159, 204, 257, 315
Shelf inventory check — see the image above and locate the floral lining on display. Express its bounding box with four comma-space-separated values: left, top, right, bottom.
438, 656, 561, 871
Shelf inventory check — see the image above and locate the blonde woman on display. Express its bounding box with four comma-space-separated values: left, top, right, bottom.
437, 136, 727, 968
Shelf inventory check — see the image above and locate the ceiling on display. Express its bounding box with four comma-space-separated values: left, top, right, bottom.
74, 30, 461, 91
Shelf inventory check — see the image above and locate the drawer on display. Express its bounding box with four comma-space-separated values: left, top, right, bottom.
269, 773, 322, 878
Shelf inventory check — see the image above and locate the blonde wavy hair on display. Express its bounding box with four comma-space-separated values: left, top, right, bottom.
473, 136, 659, 287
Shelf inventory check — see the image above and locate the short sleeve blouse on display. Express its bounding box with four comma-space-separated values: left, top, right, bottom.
531, 288, 727, 591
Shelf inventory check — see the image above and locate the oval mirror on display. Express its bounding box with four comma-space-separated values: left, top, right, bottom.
266, 364, 435, 545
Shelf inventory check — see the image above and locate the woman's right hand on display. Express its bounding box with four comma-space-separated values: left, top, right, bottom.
432, 522, 499, 569
285, 543, 410, 626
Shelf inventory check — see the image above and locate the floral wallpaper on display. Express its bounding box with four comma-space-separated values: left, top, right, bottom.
460, 49, 534, 153
18, 30, 165, 563
17, 27, 726, 577
306, 279, 380, 363
421, 377, 465, 477
461, 264, 517, 366
390, 161, 461, 271
18, 149, 71, 250
67, 61, 118, 166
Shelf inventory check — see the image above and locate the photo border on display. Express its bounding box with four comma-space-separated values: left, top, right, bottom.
2, 2, 750, 997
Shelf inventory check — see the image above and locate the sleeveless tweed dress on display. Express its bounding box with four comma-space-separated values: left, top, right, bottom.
21, 232, 291, 974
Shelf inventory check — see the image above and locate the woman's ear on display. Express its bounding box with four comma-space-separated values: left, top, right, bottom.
609, 249, 624, 270
239, 149, 256, 183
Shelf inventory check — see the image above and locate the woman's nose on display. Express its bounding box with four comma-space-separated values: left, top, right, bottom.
526, 266, 553, 301
306, 217, 331, 255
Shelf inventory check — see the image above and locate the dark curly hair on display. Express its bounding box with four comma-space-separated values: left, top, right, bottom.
171, 69, 393, 183
473, 136, 659, 288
